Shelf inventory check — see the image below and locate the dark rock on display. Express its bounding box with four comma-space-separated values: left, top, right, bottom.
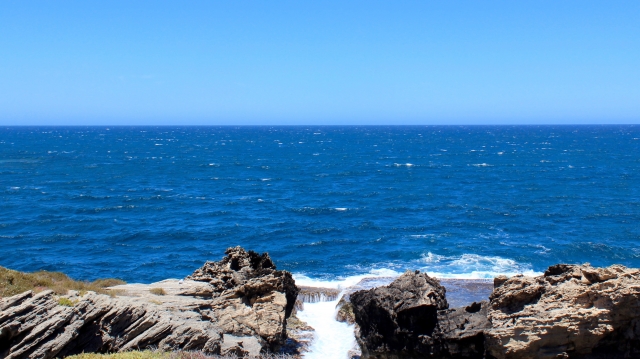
437, 302, 490, 359
351, 270, 449, 358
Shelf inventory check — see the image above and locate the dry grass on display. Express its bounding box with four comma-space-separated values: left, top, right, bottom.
65, 350, 295, 359
0, 266, 126, 298
149, 287, 166, 296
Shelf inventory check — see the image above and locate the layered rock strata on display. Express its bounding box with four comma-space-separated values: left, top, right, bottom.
0, 290, 223, 359
0, 246, 298, 359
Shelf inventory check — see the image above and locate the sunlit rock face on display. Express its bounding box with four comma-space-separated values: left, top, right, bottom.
0, 246, 299, 358
187, 246, 299, 351
486, 264, 640, 359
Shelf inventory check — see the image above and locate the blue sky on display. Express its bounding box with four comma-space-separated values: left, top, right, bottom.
1, 1, 639, 125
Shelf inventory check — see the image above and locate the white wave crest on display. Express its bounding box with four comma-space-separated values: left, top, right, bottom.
293, 268, 400, 290
421, 252, 445, 263
419, 252, 540, 278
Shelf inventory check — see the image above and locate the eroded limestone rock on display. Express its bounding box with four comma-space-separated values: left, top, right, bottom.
187, 246, 299, 351
486, 264, 640, 359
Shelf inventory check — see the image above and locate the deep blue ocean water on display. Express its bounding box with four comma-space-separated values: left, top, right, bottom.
1, 126, 639, 283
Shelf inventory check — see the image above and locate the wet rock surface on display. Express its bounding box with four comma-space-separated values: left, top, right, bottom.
0, 246, 298, 359
297, 286, 341, 303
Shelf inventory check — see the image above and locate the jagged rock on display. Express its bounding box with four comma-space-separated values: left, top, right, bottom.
493, 275, 508, 289
187, 246, 299, 351
0, 246, 299, 358
282, 314, 314, 355
437, 301, 490, 359
336, 296, 356, 324
351, 271, 492, 359
0, 290, 222, 359
351, 270, 449, 358
486, 264, 640, 359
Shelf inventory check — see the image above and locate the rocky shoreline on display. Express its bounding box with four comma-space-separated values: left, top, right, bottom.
0, 247, 299, 358
350, 264, 640, 359
2, 248, 640, 358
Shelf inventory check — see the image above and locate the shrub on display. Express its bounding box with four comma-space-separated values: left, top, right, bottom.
58, 297, 77, 307
150, 288, 166, 296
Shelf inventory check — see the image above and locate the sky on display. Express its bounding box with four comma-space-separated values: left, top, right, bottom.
1, 1, 639, 125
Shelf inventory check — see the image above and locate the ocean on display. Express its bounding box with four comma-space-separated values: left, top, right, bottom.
1, 126, 639, 284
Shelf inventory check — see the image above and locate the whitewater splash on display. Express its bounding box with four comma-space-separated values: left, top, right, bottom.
296, 296, 356, 359
293, 270, 399, 359
295, 252, 542, 283
292, 253, 540, 358
418, 252, 542, 278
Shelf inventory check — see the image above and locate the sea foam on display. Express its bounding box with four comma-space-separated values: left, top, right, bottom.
296, 298, 356, 359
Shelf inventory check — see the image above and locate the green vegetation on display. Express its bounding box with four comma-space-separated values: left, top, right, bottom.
58, 297, 78, 307
0, 266, 126, 298
150, 287, 166, 296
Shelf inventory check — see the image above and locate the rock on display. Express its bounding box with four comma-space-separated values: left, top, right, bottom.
0, 246, 298, 358
493, 275, 508, 289
486, 264, 640, 359
187, 246, 299, 351
282, 314, 314, 355
336, 296, 356, 324
0, 290, 222, 359
351, 270, 449, 358
437, 301, 490, 359
349, 264, 640, 358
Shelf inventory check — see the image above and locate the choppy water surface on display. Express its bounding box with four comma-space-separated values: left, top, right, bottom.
1, 126, 639, 282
